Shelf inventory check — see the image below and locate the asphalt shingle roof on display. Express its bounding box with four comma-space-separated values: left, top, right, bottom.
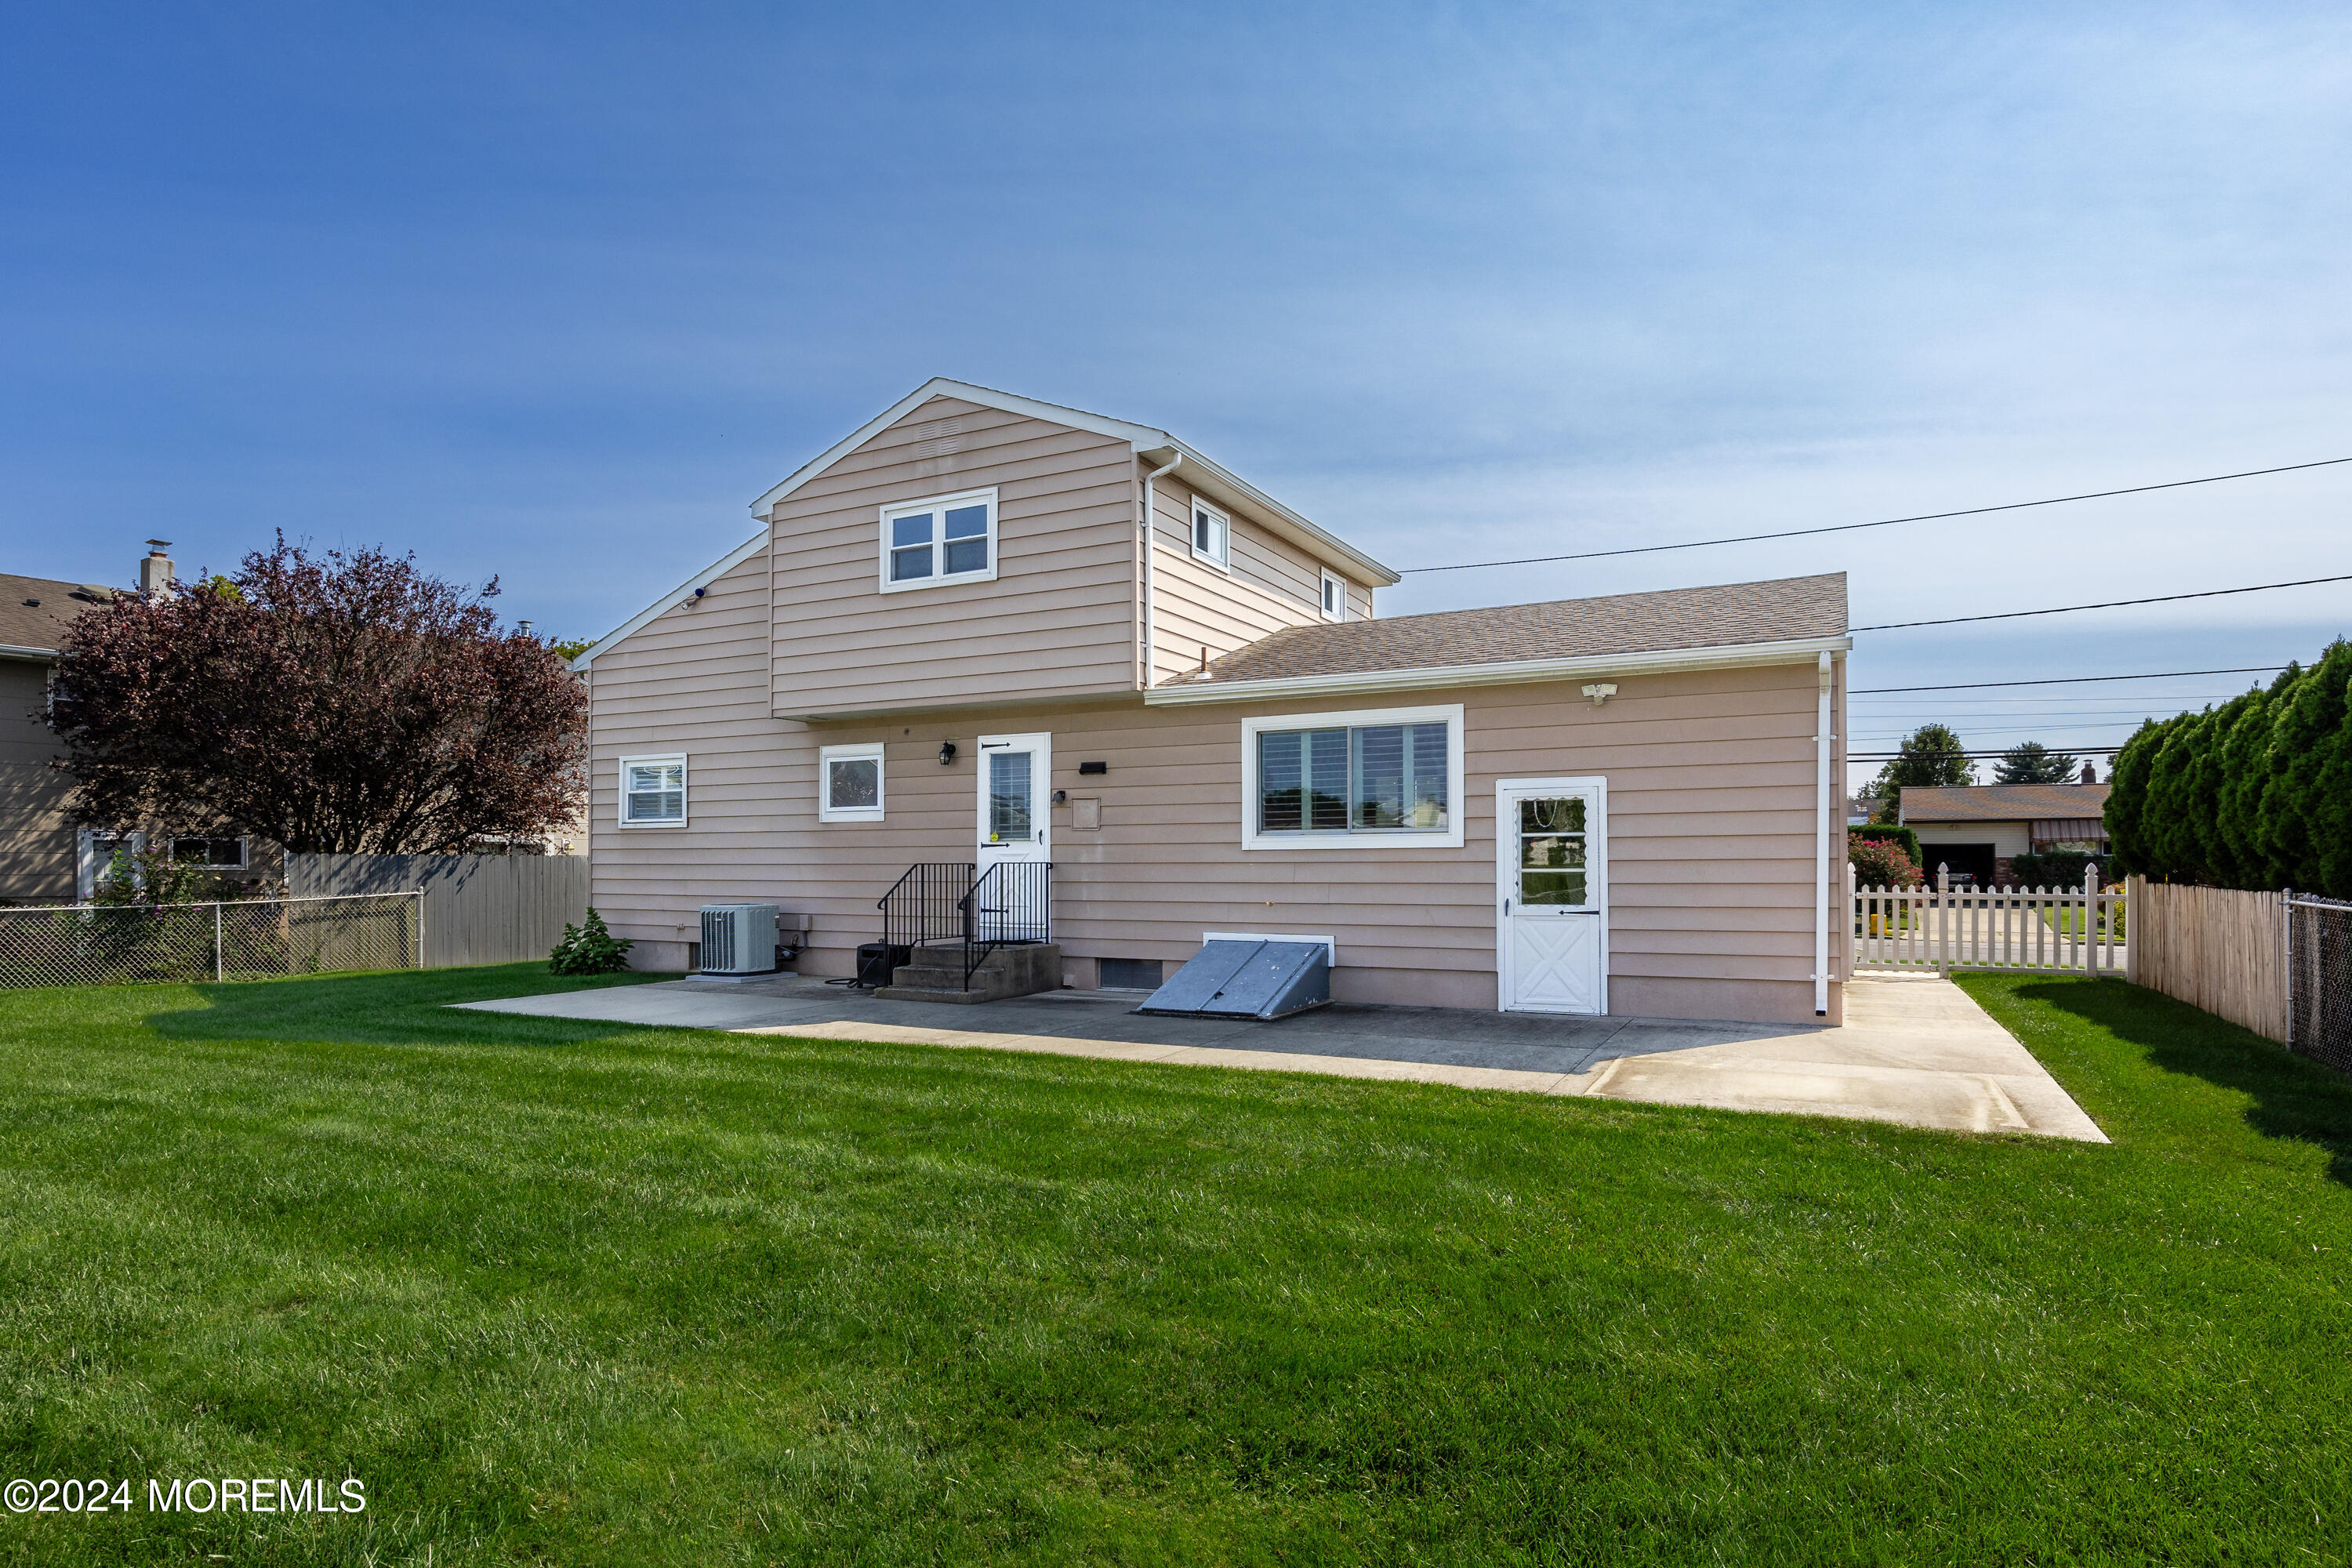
1900, 782, 2111, 822
1167, 572, 1847, 686
0, 572, 122, 657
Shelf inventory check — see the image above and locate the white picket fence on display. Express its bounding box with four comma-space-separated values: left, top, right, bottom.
1852, 865, 2126, 975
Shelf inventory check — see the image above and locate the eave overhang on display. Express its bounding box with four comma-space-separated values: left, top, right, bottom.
1142, 635, 1852, 706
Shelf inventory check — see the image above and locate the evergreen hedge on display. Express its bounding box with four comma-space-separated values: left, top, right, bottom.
2106, 641, 2352, 895
1848, 823, 1922, 867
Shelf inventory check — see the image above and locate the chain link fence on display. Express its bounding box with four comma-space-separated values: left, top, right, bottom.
0, 893, 421, 989
2286, 895, 2352, 1074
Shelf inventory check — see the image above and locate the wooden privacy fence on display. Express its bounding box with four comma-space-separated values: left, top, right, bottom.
1852, 864, 2125, 975
2125, 877, 2289, 1044
286, 853, 588, 969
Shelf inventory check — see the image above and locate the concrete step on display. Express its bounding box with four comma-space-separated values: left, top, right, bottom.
877, 942, 1062, 1004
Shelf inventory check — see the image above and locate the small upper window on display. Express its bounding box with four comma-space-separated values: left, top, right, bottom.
818, 743, 885, 823
1319, 571, 1346, 621
1191, 499, 1229, 568
880, 489, 997, 592
621, 755, 687, 826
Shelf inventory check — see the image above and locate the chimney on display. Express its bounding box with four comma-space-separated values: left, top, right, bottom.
139, 540, 176, 597
2080, 760, 2098, 785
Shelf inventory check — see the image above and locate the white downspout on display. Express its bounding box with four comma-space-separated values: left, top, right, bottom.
1813, 649, 1834, 1018
1138, 452, 1181, 688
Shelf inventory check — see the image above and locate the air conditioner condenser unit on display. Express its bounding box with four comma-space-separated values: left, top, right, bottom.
699, 903, 780, 977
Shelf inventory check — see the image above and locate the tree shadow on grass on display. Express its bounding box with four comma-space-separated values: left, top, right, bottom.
138, 963, 681, 1052
2008, 977, 2352, 1188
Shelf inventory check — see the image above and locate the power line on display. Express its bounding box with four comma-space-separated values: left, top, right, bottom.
1850, 665, 2287, 694
1852, 574, 2352, 633
1848, 747, 2128, 760
1399, 456, 2352, 575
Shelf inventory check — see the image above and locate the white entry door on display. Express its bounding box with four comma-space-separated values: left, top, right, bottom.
975, 732, 1051, 941
1496, 777, 1606, 1014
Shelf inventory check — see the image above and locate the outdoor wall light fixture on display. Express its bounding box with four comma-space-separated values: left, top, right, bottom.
938, 742, 957, 766
1581, 683, 1618, 707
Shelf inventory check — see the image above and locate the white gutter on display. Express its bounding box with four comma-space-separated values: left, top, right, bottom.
1144, 634, 1853, 706
1138, 452, 1181, 688
1813, 649, 1834, 1018
0, 644, 60, 661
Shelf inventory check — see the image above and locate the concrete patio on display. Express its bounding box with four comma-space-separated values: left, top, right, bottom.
456, 971, 2107, 1142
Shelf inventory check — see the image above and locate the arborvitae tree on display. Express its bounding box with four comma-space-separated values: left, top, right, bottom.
2141, 708, 2217, 884
2213, 676, 2285, 889
2263, 641, 2352, 894
2104, 713, 2177, 880
2105, 644, 2352, 897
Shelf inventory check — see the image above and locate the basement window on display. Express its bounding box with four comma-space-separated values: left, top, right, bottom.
880, 488, 998, 592
1242, 704, 1465, 851
619, 754, 687, 826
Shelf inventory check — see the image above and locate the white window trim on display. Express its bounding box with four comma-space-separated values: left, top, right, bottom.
878, 486, 1000, 594
168, 834, 249, 869
1319, 569, 1346, 622
1240, 702, 1466, 851
818, 742, 887, 823
1189, 497, 1230, 571
618, 753, 688, 828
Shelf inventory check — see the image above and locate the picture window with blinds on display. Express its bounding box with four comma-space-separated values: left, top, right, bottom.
880, 488, 998, 592
619, 755, 688, 826
1191, 499, 1229, 568
818, 743, 885, 823
1240, 704, 1465, 850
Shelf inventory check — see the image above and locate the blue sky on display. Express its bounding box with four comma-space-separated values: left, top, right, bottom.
5, 2, 2348, 785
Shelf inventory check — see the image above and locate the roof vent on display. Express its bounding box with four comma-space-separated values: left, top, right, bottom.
912, 416, 963, 459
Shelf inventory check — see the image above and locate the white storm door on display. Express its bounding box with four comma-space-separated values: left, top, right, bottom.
976, 733, 1051, 941
1497, 778, 1606, 1014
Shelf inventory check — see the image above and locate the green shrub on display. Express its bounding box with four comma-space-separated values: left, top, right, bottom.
1849, 823, 1921, 867
1849, 836, 1922, 889
2009, 851, 2100, 890
550, 907, 634, 975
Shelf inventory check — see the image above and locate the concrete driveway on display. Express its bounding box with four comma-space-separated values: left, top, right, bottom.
457, 971, 2105, 1142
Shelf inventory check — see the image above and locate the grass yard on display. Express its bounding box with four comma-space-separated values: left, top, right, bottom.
2, 965, 2350, 1564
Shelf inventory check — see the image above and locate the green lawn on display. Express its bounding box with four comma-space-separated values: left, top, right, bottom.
2, 965, 2350, 1564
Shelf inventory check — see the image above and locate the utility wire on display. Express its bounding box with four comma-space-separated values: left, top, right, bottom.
1851, 666, 2286, 693
1399, 456, 2352, 575
1852, 574, 2352, 633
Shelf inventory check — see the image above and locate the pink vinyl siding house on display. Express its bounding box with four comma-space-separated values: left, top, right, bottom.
575, 380, 1853, 1025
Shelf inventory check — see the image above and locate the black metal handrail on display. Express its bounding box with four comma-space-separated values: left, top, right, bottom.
875, 860, 1052, 992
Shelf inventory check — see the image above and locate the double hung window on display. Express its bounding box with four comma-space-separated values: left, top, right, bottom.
1242, 704, 1464, 849
620, 755, 687, 826
818, 743, 885, 822
880, 489, 997, 590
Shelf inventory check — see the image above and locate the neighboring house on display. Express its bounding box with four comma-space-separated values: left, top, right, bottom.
1846, 794, 1881, 827
574, 379, 1854, 1025
0, 546, 282, 903
1896, 781, 2113, 887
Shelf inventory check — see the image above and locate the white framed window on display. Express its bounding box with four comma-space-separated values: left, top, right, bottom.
1240, 702, 1465, 851
818, 742, 885, 822
880, 487, 999, 593
1190, 498, 1229, 568
169, 835, 248, 869
1319, 570, 1346, 621
619, 753, 688, 827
